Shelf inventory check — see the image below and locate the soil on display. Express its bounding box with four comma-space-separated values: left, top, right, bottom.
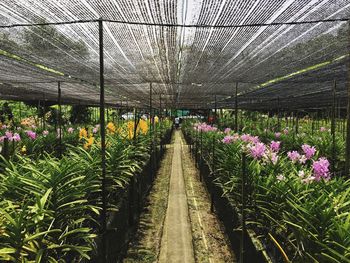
180, 132, 237, 263
123, 143, 174, 263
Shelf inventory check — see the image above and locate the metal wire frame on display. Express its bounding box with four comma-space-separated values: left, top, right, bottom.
1, 17, 349, 29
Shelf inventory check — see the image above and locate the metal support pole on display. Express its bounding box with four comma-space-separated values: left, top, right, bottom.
133, 107, 138, 140
277, 97, 280, 130
150, 83, 154, 179
295, 111, 299, 134
98, 18, 107, 263
331, 80, 337, 172
38, 99, 41, 128
159, 94, 162, 119
19, 102, 22, 120
150, 83, 153, 130
211, 136, 215, 212
240, 153, 247, 263
200, 129, 203, 181
235, 82, 238, 131
346, 66, 350, 176
57, 81, 62, 157
159, 94, 163, 150
266, 112, 270, 135
43, 94, 46, 130
214, 94, 217, 126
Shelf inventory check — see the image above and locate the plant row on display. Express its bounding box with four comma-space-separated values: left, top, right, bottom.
0, 118, 171, 262
183, 120, 350, 262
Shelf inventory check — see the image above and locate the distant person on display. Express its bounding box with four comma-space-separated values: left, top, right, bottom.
174, 116, 180, 129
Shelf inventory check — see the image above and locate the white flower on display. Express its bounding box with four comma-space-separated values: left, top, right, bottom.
299, 155, 307, 164
276, 174, 285, 181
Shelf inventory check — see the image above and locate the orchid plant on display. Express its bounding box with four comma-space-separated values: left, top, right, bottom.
183, 120, 350, 262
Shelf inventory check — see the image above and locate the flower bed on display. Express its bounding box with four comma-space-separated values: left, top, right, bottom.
0, 119, 172, 262
184, 121, 350, 262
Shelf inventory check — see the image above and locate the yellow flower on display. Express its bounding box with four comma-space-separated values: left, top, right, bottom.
127, 121, 134, 139
83, 136, 94, 150
79, 128, 88, 139
154, 116, 159, 124
106, 122, 116, 134
21, 145, 26, 154
139, 119, 149, 135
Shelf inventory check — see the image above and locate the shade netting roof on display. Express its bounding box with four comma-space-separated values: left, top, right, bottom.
0, 0, 349, 110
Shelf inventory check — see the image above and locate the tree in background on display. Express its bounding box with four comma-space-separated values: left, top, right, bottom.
70, 105, 90, 124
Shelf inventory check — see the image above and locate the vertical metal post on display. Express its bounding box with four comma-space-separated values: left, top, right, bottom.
235, 82, 238, 131
159, 94, 163, 150
240, 153, 247, 263
57, 81, 62, 157
133, 107, 138, 140
98, 18, 107, 263
211, 135, 215, 212
331, 80, 337, 172
19, 102, 22, 120
277, 97, 280, 130
43, 94, 46, 130
346, 61, 350, 176
266, 112, 270, 136
200, 129, 203, 181
150, 83, 153, 130
295, 111, 299, 134
159, 94, 162, 119
150, 83, 154, 179
346, 21, 350, 176
214, 94, 217, 126
38, 99, 41, 128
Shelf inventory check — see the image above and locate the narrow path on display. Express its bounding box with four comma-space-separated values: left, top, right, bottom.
158, 130, 195, 263
180, 132, 236, 263
124, 130, 235, 263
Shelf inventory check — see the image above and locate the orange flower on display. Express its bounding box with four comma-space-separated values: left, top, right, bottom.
139, 119, 148, 134
107, 122, 116, 134
83, 136, 94, 149
79, 128, 88, 139
127, 121, 134, 139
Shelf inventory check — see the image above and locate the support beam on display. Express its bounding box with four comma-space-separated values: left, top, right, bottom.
277, 97, 280, 130
235, 82, 238, 131
57, 81, 62, 157
346, 70, 350, 176
240, 153, 247, 263
214, 94, 217, 125
346, 21, 350, 177
149, 83, 154, 179
159, 94, 162, 119
43, 94, 46, 130
150, 83, 153, 130
98, 18, 107, 263
331, 80, 336, 172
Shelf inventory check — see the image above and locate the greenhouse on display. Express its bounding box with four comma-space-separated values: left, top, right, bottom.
0, 0, 350, 262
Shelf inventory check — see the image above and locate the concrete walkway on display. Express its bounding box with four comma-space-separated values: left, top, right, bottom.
158, 130, 195, 263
